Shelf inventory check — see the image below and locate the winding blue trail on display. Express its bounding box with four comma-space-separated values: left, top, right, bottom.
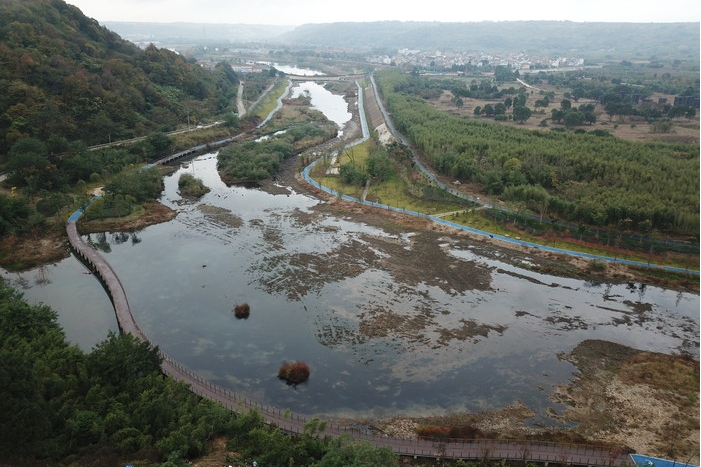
302, 77, 698, 276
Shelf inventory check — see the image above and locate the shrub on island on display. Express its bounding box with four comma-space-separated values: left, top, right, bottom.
278, 361, 310, 385
233, 303, 250, 319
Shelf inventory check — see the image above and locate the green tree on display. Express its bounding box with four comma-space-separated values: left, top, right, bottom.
512, 105, 533, 123
5, 138, 52, 189
103, 169, 163, 203
366, 152, 393, 182
144, 132, 174, 159
0, 195, 33, 235
315, 440, 399, 467
494, 102, 507, 115
564, 109, 584, 128
0, 283, 81, 457
339, 162, 368, 186
550, 108, 564, 123
534, 97, 550, 108
86, 332, 162, 394
223, 112, 240, 129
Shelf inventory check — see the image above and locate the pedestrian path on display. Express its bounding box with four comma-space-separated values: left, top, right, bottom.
62, 74, 633, 465
65, 204, 630, 466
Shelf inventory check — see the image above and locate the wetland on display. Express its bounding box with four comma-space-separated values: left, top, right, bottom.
2, 78, 698, 460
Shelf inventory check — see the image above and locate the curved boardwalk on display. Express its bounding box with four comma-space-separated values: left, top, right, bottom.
66, 214, 629, 466
64, 76, 630, 465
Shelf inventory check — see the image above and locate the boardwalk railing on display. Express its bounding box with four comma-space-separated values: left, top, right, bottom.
63, 75, 630, 465
66, 214, 630, 466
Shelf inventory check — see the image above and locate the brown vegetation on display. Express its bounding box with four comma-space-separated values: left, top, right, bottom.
233, 303, 251, 319
416, 424, 485, 440
278, 361, 311, 385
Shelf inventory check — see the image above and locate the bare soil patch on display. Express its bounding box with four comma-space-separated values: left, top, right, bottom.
77, 202, 177, 234
0, 228, 70, 271
552, 340, 700, 461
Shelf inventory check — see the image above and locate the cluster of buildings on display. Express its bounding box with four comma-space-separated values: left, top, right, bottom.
366, 49, 585, 71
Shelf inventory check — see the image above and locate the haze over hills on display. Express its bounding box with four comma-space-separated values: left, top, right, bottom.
280, 21, 700, 58
104, 20, 700, 61
104, 21, 295, 44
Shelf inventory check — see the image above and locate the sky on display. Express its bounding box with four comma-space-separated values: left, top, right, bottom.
65, 0, 700, 25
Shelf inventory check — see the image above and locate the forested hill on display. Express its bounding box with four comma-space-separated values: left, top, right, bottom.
279, 21, 700, 59
0, 0, 240, 154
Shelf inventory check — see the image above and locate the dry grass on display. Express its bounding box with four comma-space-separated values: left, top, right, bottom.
553, 341, 700, 463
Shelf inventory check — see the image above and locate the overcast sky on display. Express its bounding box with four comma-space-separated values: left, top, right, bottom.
65, 0, 700, 25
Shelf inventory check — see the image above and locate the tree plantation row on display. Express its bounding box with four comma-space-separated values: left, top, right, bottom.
374, 70, 699, 238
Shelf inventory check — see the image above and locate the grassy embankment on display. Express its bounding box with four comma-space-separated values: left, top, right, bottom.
309, 140, 698, 275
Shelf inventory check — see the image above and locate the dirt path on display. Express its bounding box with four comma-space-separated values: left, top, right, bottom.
237, 82, 246, 116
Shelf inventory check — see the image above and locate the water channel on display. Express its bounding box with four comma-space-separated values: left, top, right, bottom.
3, 79, 698, 425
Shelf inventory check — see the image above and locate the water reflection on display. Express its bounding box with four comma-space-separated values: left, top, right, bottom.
290, 81, 352, 130
273, 64, 324, 76
6, 153, 697, 425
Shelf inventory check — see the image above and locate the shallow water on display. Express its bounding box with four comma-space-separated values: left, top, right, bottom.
290, 80, 353, 130
5, 153, 698, 425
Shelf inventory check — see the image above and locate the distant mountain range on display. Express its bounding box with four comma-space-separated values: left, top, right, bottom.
104, 22, 295, 44
105, 20, 700, 60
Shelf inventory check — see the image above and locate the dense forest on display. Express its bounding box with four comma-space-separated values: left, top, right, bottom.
374, 69, 699, 237
0, 281, 400, 466
0, 0, 247, 254
0, 0, 240, 154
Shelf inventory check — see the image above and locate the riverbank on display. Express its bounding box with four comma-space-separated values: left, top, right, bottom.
367, 340, 699, 463
1, 150, 697, 464
272, 155, 699, 463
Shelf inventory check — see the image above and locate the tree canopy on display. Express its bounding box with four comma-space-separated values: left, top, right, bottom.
375, 69, 699, 236
0, 0, 240, 154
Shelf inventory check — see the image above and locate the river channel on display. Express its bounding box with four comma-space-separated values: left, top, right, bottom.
3, 79, 699, 426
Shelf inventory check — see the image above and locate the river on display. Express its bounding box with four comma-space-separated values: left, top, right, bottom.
2, 77, 698, 425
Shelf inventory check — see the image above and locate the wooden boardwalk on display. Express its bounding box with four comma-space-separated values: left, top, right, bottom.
64, 73, 630, 463
66, 215, 629, 465
63, 73, 632, 465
